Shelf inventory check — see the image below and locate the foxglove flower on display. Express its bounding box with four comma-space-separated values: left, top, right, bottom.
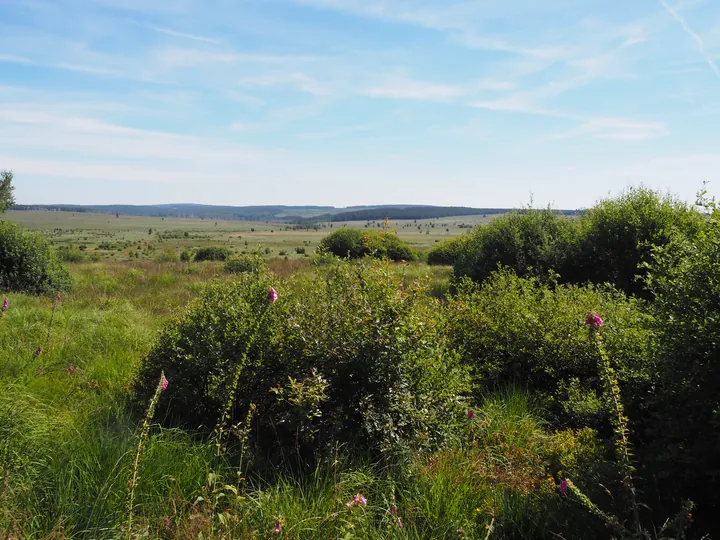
268, 287, 278, 303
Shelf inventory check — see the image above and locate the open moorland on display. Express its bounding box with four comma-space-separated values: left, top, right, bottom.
2, 186, 720, 539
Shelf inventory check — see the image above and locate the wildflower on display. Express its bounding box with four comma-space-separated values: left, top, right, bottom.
274, 520, 282, 534
457, 529, 465, 535
558, 479, 569, 497
2, 298, 8, 311
267, 287, 278, 303
161, 375, 169, 392
584, 312, 603, 329
389, 504, 397, 516
56, 295, 62, 303
67, 364, 75, 374
467, 409, 474, 420
396, 518, 403, 528
345, 493, 367, 507
35, 347, 42, 357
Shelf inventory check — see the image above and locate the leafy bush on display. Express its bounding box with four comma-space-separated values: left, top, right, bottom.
318, 228, 417, 261
179, 249, 192, 262
638, 193, 720, 517
193, 246, 232, 262
445, 271, 652, 428
155, 248, 179, 263
427, 235, 470, 266
135, 261, 469, 464
453, 209, 576, 284
0, 220, 72, 294
574, 186, 705, 297
295, 247, 306, 255
224, 253, 263, 274
57, 246, 85, 263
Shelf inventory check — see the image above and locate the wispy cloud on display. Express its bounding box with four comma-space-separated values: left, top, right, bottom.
659, 0, 719, 77
149, 25, 220, 44
547, 117, 671, 141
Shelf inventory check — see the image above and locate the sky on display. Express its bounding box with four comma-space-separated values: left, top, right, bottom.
0, 0, 719, 209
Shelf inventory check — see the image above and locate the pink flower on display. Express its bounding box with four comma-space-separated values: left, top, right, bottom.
467, 410, 474, 420
389, 504, 397, 516
56, 295, 62, 303
67, 364, 75, 374
396, 518, 403, 528
345, 493, 367, 507
2, 298, 8, 311
558, 479, 569, 497
584, 312, 604, 329
267, 287, 278, 303
35, 347, 42, 357
457, 530, 465, 536
161, 375, 169, 392
274, 520, 282, 534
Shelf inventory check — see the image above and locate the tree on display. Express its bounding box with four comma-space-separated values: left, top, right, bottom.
0, 170, 16, 213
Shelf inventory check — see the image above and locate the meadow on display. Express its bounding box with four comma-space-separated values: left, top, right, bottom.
1, 189, 719, 539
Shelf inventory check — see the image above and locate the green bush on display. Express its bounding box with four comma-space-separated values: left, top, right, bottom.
155, 248, 179, 263
57, 246, 85, 263
0, 220, 72, 294
193, 246, 232, 262
134, 261, 468, 464
427, 235, 470, 266
453, 209, 576, 284
224, 253, 263, 274
573, 186, 705, 297
318, 228, 417, 261
638, 193, 720, 516
445, 270, 652, 428
179, 249, 192, 262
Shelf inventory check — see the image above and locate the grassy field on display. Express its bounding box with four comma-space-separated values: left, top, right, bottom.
4, 210, 495, 261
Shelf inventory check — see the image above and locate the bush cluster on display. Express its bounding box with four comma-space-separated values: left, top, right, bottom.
453, 187, 705, 297
318, 228, 417, 261
135, 261, 468, 465
0, 220, 72, 295
193, 246, 232, 261
426, 235, 470, 266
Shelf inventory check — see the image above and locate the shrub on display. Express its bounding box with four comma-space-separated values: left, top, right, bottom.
638, 193, 720, 518
318, 229, 417, 261
179, 250, 192, 262
445, 270, 652, 428
57, 246, 85, 263
453, 209, 576, 284
0, 220, 72, 294
574, 186, 705, 297
427, 235, 469, 265
134, 260, 469, 465
224, 253, 263, 274
295, 247, 306, 255
155, 248, 179, 263
193, 246, 232, 262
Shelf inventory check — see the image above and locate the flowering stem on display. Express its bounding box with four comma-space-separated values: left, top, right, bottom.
127, 371, 166, 537
592, 330, 646, 539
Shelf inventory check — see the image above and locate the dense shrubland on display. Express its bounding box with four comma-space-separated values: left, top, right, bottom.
1, 185, 718, 538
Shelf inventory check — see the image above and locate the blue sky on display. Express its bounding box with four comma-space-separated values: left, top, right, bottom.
1, 0, 719, 208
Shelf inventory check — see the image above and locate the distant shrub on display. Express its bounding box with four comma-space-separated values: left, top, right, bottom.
179, 249, 192, 262
278, 250, 287, 256
135, 260, 468, 464
573, 186, 705, 297
427, 235, 470, 265
57, 246, 85, 263
0, 220, 72, 294
318, 228, 417, 261
446, 270, 652, 428
193, 246, 232, 262
295, 247, 306, 255
224, 253, 263, 275
155, 248, 179, 263
453, 209, 576, 284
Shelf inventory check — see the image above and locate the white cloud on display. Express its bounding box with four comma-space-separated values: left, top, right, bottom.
547, 118, 671, 141
149, 25, 220, 44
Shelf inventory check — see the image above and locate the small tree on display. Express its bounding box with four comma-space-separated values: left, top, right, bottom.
0, 170, 15, 213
